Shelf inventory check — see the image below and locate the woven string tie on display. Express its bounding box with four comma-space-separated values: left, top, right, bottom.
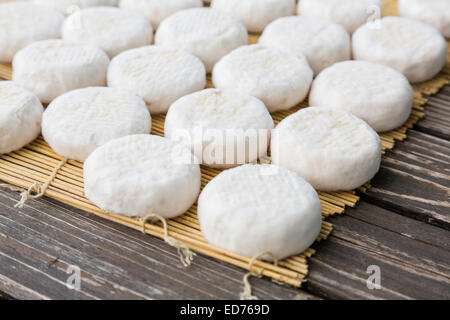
141, 214, 196, 268
0, 158, 67, 208
240, 251, 279, 300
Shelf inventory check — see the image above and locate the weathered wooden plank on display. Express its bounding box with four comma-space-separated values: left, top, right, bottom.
415, 86, 450, 140
0, 188, 319, 300
362, 130, 450, 230
306, 202, 450, 300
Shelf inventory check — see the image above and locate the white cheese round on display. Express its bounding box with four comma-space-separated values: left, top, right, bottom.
0, 81, 44, 154
297, 0, 383, 34
32, 0, 118, 14
12, 39, 110, 104
107, 45, 206, 114
211, 0, 296, 33
398, 0, 450, 38
0, 2, 64, 63
62, 6, 153, 58
259, 16, 351, 75
42, 87, 151, 162
165, 89, 274, 168
352, 16, 447, 83
84, 134, 201, 218
309, 61, 413, 132
271, 107, 381, 192
155, 8, 248, 73
212, 45, 313, 113
119, 0, 203, 29
198, 164, 322, 260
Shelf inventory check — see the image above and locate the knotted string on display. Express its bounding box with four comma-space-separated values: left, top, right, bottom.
141, 214, 196, 267
240, 251, 279, 300
0, 158, 67, 208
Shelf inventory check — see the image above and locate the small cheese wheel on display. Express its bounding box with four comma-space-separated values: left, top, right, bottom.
0, 82, 44, 154
155, 8, 248, 73
198, 164, 322, 260
352, 17, 447, 83
213, 45, 313, 112
12, 40, 110, 104
398, 0, 450, 38
0, 2, 64, 63
119, 0, 203, 29
42, 87, 151, 162
271, 107, 381, 192
33, 0, 118, 14
165, 89, 274, 168
84, 134, 201, 218
297, 0, 383, 34
107, 46, 206, 114
211, 0, 296, 33
309, 61, 413, 132
62, 6, 153, 58
259, 16, 351, 75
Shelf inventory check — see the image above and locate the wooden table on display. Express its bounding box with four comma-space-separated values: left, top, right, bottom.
0, 86, 449, 300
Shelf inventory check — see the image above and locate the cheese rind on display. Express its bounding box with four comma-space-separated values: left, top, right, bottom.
271, 107, 382, 192
309, 61, 413, 132
0, 82, 44, 154
198, 164, 322, 260
107, 45, 206, 114
32, 0, 118, 14
212, 45, 313, 112
165, 89, 274, 168
84, 134, 201, 218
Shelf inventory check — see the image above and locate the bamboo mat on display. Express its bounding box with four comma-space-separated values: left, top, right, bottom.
0, 0, 449, 288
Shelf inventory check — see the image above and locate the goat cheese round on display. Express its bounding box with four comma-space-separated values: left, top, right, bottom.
211, 0, 296, 33
309, 61, 413, 132
0, 82, 44, 154
398, 0, 450, 38
259, 16, 351, 75
352, 16, 447, 83
12, 40, 110, 104
213, 45, 313, 112
32, 0, 118, 14
62, 6, 153, 58
119, 0, 203, 29
271, 107, 381, 192
84, 134, 201, 218
165, 89, 274, 168
297, 0, 383, 34
198, 164, 322, 260
107, 46, 206, 114
0, 2, 64, 63
42, 87, 151, 162
155, 8, 248, 73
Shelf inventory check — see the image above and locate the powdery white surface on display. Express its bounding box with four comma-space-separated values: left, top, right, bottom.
198, 164, 322, 260
84, 134, 201, 218
62, 6, 153, 58
271, 107, 381, 192
309, 61, 413, 132
398, 0, 450, 38
42, 87, 151, 162
155, 8, 248, 72
211, 0, 296, 33
120, 0, 203, 29
297, 0, 382, 34
165, 89, 274, 168
33, 0, 118, 14
212, 45, 313, 112
0, 82, 44, 154
352, 17, 447, 83
107, 46, 206, 114
259, 16, 351, 75
12, 40, 110, 104
0, 2, 64, 63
